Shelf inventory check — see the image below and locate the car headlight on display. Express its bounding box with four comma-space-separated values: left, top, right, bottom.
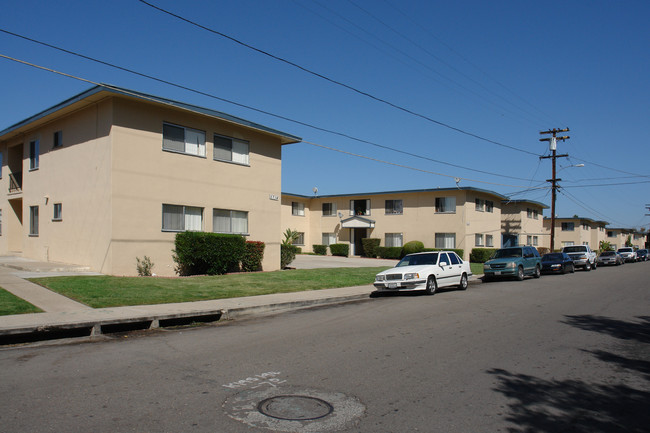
404, 273, 419, 280
551, 264, 561, 268
375, 275, 385, 281
506, 262, 516, 269
483, 263, 490, 270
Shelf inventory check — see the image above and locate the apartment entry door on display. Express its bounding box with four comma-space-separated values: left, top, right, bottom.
352, 228, 367, 256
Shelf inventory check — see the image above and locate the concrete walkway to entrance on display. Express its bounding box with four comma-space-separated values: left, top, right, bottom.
0, 256, 100, 313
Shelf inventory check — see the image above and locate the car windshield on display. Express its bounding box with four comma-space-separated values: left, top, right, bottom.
542, 253, 563, 261
563, 246, 586, 253
492, 248, 522, 259
600, 251, 615, 256
618, 248, 633, 252
397, 253, 438, 267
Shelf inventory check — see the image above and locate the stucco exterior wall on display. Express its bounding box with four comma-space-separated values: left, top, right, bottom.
109, 97, 284, 276
0, 99, 113, 270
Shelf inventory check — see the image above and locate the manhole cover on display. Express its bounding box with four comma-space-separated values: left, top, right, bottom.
258, 395, 334, 421
223, 386, 365, 432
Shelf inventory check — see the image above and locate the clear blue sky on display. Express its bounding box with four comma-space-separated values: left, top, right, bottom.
1, 0, 649, 230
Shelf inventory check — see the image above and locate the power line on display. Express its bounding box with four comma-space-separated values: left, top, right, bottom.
0, 52, 537, 190
0, 28, 541, 182
136, 0, 541, 157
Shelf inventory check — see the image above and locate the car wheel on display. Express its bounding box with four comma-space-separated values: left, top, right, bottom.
592, 260, 597, 270
516, 266, 524, 281
458, 273, 468, 290
562, 264, 568, 274
425, 276, 437, 295
533, 265, 541, 278
584, 262, 591, 271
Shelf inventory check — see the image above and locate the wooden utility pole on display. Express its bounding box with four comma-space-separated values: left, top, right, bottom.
540, 128, 570, 251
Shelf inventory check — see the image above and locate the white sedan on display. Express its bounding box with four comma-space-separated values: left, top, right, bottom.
374, 251, 472, 295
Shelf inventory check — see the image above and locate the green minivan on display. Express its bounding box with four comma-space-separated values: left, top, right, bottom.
483, 246, 542, 281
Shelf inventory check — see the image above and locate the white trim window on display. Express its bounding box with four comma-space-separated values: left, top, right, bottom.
475, 199, 485, 212
322, 232, 336, 245
385, 233, 403, 248
163, 123, 206, 157
53, 130, 63, 148
475, 233, 484, 246
485, 200, 494, 213
350, 199, 371, 216
435, 233, 456, 248
214, 134, 249, 165
292, 202, 305, 216
322, 202, 337, 216
162, 204, 203, 232
435, 197, 456, 213
527, 208, 539, 219
29, 206, 39, 236
213, 209, 248, 234
486, 234, 494, 247
294, 232, 305, 245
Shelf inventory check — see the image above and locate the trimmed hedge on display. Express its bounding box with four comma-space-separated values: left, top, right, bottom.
330, 243, 349, 257
377, 246, 402, 259
242, 241, 265, 272
470, 248, 496, 263
361, 238, 381, 258
401, 240, 424, 257
173, 232, 245, 276
313, 244, 328, 255
281, 244, 300, 269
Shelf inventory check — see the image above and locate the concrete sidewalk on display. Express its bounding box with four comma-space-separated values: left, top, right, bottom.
0, 255, 478, 345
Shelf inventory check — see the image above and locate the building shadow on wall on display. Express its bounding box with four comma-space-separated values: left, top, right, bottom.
487, 315, 650, 433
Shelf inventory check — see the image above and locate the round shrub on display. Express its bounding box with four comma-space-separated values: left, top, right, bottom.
401, 240, 424, 257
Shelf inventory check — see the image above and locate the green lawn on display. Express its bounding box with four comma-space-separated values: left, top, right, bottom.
471, 262, 484, 276
0, 288, 43, 316
29, 267, 391, 309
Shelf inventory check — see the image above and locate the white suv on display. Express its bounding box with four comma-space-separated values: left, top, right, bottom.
617, 247, 637, 263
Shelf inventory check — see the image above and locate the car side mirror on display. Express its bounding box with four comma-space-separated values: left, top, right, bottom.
440, 261, 449, 267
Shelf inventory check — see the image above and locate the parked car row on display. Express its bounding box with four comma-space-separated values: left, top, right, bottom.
373, 245, 648, 295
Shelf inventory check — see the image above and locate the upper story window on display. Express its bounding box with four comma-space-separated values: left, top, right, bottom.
527, 208, 539, 219
0, 151, 3, 178
561, 222, 575, 231
350, 199, 370, 216
163, 123, 206, 157
53, 131, 63, 148
582, 223, 589, 230
385, 199, 403, 215
322, 202, 337, 216
292, 202, 305, 216
475, 199, 484, 212
29, 140, 39, 170
53, 203, 62, 221
214, 134, 249, 165
485, 200, 494, 213
435, 197, 456, 213
162, 204, 203, 232
607, 231, 615, 238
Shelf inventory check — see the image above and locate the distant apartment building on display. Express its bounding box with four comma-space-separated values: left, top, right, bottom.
542, 217, 608, 250
0, 85, 301, 276
282, 187, 516, 261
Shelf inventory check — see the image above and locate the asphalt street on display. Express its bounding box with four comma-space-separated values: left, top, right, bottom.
1, 261, 648, 432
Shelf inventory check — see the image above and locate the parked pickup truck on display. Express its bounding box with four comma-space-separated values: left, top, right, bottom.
561, 245, 597, 271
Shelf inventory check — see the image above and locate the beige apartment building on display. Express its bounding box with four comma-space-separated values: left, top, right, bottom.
542, 217, 609, 250
0, 85, 301, 276
282, 187, 516, 261
500, 200, 549, 249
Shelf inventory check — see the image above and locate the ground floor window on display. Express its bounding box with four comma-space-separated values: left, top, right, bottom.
162, 204, 203, 231
562, 241, 574, 247
486, 234, 494, 247
213, 209, 248, 234
385, 233, 403, 248
475, 234, 484, 246
294, 232, 305, 245
29, 206, 39, 236
322, 232, 336, 245
435, 233, 456, 249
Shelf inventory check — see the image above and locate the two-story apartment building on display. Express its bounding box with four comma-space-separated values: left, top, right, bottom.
0, 85, 301, 276
282, 187, 508, 261
500, 200, 549, 248
542, 217, 609, 250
